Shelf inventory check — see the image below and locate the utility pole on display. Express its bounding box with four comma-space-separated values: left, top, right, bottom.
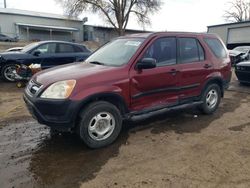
4, 0, 6, 8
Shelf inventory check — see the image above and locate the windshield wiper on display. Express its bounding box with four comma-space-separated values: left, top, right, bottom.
89, 61, 105, 65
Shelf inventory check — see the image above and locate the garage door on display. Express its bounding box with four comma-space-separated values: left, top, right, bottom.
228, 27, 250, 44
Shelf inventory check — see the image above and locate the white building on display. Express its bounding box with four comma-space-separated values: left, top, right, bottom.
208, 21, 250, 49
0, 8, 85, 42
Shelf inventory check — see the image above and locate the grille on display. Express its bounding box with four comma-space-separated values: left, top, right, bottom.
237, 66, 250, 71
27, 80, 42, 95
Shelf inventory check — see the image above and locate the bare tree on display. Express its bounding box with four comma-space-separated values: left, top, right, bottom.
224, 0, 250, 22
57, 0, 162, 36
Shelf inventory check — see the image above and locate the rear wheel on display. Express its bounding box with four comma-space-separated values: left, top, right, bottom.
1, 64, 17, 82
77, 101, 122, 149
199, 84, 221, 114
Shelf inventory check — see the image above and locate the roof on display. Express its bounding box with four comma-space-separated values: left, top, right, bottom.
121, 32, 217, 39
0, 8, 82, 22
208, 20, 250, 28
125, 33, 153, 38
16, 23, 79, 31
24, 41, 86, 48
84, 24, 151, 33
34, 40, 83, 45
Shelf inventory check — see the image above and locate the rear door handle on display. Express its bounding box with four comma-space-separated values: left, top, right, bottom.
204, 64, 212, 69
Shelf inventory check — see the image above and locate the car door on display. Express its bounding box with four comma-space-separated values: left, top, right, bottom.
55, 43, 77, 65
177, 37, 213, 103
130, 37, 180, 111
31, 43, 57, 69
73, 45, 91, 62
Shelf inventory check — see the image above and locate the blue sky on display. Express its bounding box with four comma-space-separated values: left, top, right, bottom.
1, 0, 231, 32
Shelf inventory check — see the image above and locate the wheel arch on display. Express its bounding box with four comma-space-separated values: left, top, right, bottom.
74, 92, 129, 124
202, 77, 224, 98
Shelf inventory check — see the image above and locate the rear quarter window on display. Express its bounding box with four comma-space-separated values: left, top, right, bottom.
58, 44, 75, 53
74, 45, 84, 53
204, 38, 227, 59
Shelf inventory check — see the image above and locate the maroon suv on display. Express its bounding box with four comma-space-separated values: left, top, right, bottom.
24, 32, 231, 148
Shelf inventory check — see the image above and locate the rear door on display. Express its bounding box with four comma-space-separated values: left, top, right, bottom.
177, 37, 213, 103
74, 45, 91, 62
55, 43, 77, 65
130, 37, 180, 111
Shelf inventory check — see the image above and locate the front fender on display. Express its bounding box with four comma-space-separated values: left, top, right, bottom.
70, 88, 129, 121
71, 85, 127, 102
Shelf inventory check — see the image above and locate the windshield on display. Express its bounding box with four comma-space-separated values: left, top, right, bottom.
21, 42, 39, 53
85, 38, 144, 66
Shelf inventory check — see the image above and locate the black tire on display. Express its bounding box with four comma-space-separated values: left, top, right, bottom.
77, 101, 122, 149
1, 64, 17, 82
199, 84, 221, 115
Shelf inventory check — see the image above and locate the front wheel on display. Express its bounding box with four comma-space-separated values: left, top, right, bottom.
199, 84, 221, 114
1, 64, 17, 82
77, 101, 122, 149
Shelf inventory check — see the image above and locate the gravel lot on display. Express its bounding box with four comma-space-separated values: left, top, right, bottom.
1, 73, 250, 188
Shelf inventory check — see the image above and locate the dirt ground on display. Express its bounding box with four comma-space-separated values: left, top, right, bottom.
1, 73, 250, 188
0, 83, 30, 124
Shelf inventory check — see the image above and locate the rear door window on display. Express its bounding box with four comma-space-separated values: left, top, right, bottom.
77, 45, 90, 53
74, 45, 84, 52
179, 38, 201, 63
204, 38, 227, 59
58, 44, 75, 53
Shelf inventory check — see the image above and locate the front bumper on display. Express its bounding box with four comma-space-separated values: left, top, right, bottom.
23, 92, 81, 131
235, 70, 250, 83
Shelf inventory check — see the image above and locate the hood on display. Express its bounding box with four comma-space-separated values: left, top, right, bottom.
237, 61, 250, 67
5, 47, 23, 52
229, 50, 245, 57
34, 62, 117, 85
0, 51, 28, 59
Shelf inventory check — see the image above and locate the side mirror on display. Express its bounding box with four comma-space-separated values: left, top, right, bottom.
136, 58, 157, 70
33, 50, 41, 56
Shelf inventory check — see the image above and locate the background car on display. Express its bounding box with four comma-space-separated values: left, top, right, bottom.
0, 41, 91, 82
235, 61, 250, 85
0, 34, 18, 42
229, 46, 250, 66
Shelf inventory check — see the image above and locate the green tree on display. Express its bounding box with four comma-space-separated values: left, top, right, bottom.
58, 0, 162, 35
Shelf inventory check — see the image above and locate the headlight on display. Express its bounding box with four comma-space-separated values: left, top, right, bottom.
41, 80, 76, 99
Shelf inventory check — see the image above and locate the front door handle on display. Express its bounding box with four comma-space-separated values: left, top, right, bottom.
204, 64, 212, 69
168, 69, 179, 76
